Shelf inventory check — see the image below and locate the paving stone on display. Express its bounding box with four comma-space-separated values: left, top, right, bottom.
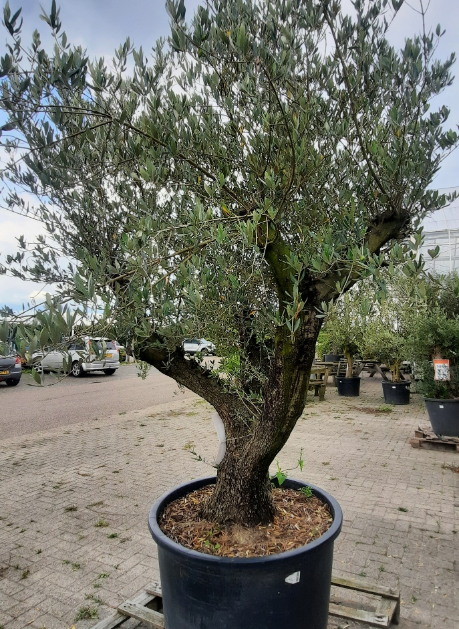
0, 377, 457, 628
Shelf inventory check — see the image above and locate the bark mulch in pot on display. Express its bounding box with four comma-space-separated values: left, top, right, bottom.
159, 485, 333, 558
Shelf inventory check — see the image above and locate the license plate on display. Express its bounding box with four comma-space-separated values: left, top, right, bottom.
106, 353, 112, 358
0, 370, 9, 375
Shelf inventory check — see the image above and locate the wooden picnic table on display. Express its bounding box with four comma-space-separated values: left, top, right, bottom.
356, 360, 409, 381
313, 360, 340, 383
308, 366, 329, 401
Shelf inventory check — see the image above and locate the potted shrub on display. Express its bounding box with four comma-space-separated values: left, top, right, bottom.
323, 292, 369, 397
315, 330, 342, 363
406, 306, 459, 436
361, 282, 413, 404
364, 323, 411, 404
1, 0, 456, 627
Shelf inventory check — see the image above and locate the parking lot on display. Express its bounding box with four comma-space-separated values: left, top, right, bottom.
0, 374, 458, 629
0, 364, 195, 440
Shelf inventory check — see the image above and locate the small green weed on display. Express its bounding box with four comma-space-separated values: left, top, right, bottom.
21, 569, 30, 579
75, 606, 99, 621
377, 404, 393, 413
107, 533, 118, 539
299, 486, 313, 498
358, 571, 366, 577
95, 519, 109, 527
398, 507, 408, 512
64, 505, 77, 512
85, 593, 103, 604
379, 565, 385, 572
98, 572, 110, 579
63, 560, 80, 570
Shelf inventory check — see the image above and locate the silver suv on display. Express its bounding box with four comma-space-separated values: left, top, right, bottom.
183, 338, 216, 355
34, 337, 120, 377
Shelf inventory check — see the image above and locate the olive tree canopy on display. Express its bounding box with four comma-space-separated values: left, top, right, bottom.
0, 0, 457, 524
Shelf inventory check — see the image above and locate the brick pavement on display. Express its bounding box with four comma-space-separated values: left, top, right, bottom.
0, 375, 457, 629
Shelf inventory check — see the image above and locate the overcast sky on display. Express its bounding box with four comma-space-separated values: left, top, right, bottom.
1, 0, 458, 310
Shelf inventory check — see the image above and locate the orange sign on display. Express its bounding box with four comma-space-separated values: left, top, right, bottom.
433, 359, 450, 381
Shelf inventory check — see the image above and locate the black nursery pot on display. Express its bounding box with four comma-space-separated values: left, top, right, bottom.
424, 398, 459, 438
336, 376, 361, 397
324, 353, 342, 363
149, 476, 343, 629
382, 381, 410, 405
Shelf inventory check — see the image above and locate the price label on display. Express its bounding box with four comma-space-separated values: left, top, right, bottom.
433, 359, 450, 381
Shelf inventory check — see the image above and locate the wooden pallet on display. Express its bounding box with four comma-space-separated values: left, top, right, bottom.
92, 575, 400, 629
409, 426, 459, 452
329, 575, 400, 627
92, 581, 164, 629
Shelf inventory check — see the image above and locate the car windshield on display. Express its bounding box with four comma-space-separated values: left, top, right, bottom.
0, 339, 16, 358
90, 340, 116, 350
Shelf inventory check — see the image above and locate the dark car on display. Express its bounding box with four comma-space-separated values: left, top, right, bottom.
0, 353, 22, 386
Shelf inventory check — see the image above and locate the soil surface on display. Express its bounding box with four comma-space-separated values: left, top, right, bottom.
159, 485, 333, 557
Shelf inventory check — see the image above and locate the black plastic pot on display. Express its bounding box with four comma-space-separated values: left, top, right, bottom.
424, 398, 459, 438
336, 376, 361, 396
149, 476, 342, 629
382, 381, 410, 405
324, 353, 342, 363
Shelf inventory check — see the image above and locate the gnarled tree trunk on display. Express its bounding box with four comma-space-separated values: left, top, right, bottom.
140, 310, 322, 526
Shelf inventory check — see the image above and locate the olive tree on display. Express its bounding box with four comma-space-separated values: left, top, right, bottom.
0, 0, 457, 525
321, 288, 372, 377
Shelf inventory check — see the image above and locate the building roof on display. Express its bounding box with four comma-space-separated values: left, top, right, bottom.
423, 187, 459, 233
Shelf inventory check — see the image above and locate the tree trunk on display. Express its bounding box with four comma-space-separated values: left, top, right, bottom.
345, 350, 353, 378
202, 451, 275, 525
140, 311, 322, 527
204, 310, 322, 525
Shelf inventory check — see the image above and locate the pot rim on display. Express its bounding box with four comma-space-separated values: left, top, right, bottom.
381, 380, 410, 387
424, 397, 459, 403
149, 476, 342, 565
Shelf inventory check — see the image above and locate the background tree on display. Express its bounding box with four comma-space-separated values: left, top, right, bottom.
404, 272, 459, 398
359, 270, 418, 381
0, 0, 457, 525
321, 289, 371, 377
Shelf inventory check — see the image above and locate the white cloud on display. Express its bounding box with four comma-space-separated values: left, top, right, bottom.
0, 207, 50, 310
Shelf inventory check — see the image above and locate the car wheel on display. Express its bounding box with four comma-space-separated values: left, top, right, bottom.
201, 348, 208, 356
71, 361, 85, 377
5, 379, 20, 386
104, 369, 117, 375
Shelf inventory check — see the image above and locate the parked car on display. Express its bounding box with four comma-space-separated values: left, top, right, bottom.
0, 353, 22, 386
33, 337, 120, 377
183, 338, 216, 355
113, 341, 127, 362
